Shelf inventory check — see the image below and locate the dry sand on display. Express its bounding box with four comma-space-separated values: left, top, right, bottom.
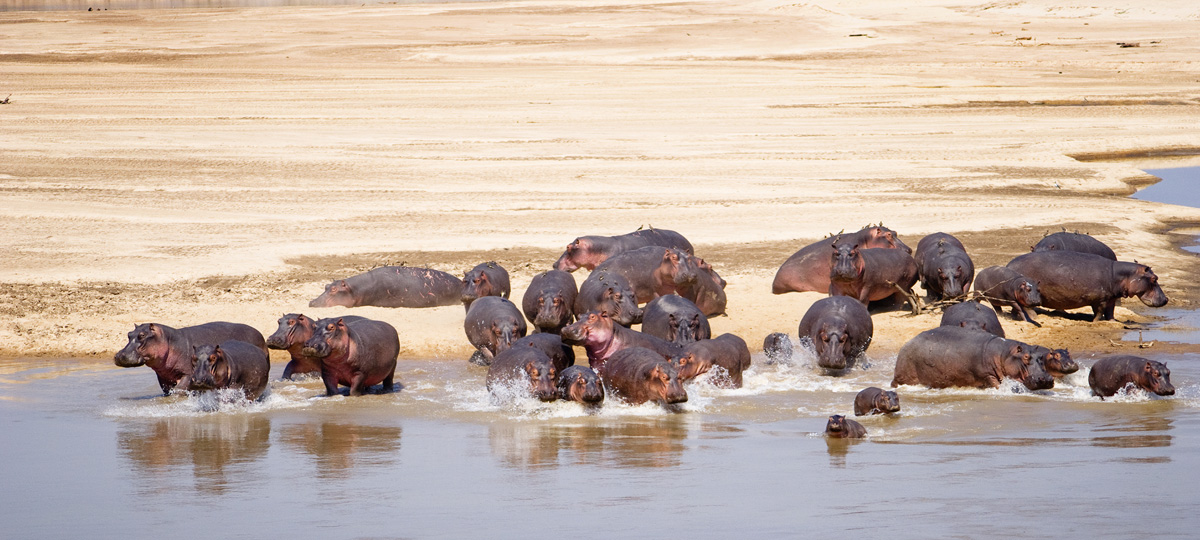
2, 0, 1200, 361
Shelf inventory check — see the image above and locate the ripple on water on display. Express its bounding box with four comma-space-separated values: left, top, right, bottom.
104, 384, 316, 418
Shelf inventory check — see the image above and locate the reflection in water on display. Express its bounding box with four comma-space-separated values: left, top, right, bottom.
824, 437, 863, 468
118, 414, 270, 495
1092, 409, 1174, 450
278, 421, 401, 478
488, 418, 692, 470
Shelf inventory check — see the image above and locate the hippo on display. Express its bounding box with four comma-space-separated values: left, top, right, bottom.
828, 242, 919, 309
187, 340, 271, 401
302, 316, 399, 396
309, 266, 462, 308
521, 269, 578, 334
591, 246, 698, 304
267, 313, 366, 380
914, 232, 975, 301
671, 333, 752, 388
485, 347, 558, 402
464, 296, 528, 366
798, 296, 874, 371
1033, 231, 1117, 261
973, 266, 1042, 325
114, 322, 267, 395
553, 228, 694, 272
461, 262, 511, 312
1028, 345, 1078, 378
556, 365, 604, 405
762, 332, 795, 364
892, 326, 1053, 390
641, 294, 711, 345
772, 225, 911, 295
560, 310, 683, 374
1007, 251, 1167, 321
511, 333, 575, 373
939, 300, 1005, 337
677, 258, 728, 316
1088, 355, 1174, 398
853, 387, 900, 416
825, 415, 867, 439
601, 347, 688, 405
574, 271, 644, 327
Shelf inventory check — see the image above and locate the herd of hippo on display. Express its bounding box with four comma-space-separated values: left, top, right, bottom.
113, 226, 1178, 439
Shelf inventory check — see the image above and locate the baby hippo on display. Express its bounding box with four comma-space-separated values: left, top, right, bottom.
1088, 355, 1174, 398
672, 334, 752, 388
762, 332, 794, 364
1029, 345, 1078, 378
825, 415, 867, 439
187, 340, 271, 401
853, 387, 900, 416
556, 365, 604, 405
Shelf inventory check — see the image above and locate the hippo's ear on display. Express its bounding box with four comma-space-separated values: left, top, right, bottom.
336, 318, 346, 328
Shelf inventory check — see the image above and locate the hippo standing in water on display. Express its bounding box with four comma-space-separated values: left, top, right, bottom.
914, 232, 975, 301
574, 271, 644, 327
464, 296, 527, 366
553, 228, 694, 272
853, 387, 900, 416
114, 321, 267, 395
973, 266, 1042, 325
309, 266, 462, 308
461, 261, 510, 312
591, 246, 698, 304
677, 258, 728, 316
267, 313, 366, 380
1033, 231, 1117, 261
1028, 345, 1078, 379
556, 365, 604, 405
601, 347, 688, 406
641, 294, 711, 346
772, 225, 911, 295
1088, 355, 1174, 398
825, 415, 867, 439
939, 300, 1005, 337
798, 296, 874, 372
828, 241, 919, 309
302, 316, 399, 396
521, 270, 578, 334
671, 333, 752, 388
486, 347, 559, 403
892, 326, 1053, 391
1007, 251, 1167, 321
762, 332, 795, 364
187, 340, 271, 401
561, 310, 683, 374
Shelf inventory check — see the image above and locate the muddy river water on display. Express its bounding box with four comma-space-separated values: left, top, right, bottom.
3, 346, 1198, 538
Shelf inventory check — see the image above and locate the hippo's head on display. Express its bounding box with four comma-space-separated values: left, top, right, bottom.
188, 344, 230, 392
664, 249, 698, 286
936, 262, 971, 299
814, 320, 850, 370
114, 323, 167, 368
864, 225, 912, 254
553, 238, 598, 272
830, 241, 862, 283
667, 312, 703, 345
826, 415, 851, 435
875, 390, 901, 413
302, 318, 349, 359
490, 317, 526, 356
522, 359, 558, 402
1124, 265, 1168, 308
533, 292, 572, 330
1001, 341, 1054, 391
309, 280, 354, 308
671, 351, 710, 382
1014, 278, 1042, 308
461, 269, 491, 304
1033, 347, 1078, 378
762, 332, 794, 365
561, 310, 615, 348
1140, 360, 1175, 396
267, 313, 313, 350
649, 360, 687, 404
597, 284, 643, 326
557, 365, 604, 404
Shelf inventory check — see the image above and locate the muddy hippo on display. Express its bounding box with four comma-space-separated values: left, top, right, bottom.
641, 294, 711, 345
853, 387, 900, 416
511, 333, 574, 373
521, 269, 578, 334
553, 228, 694, 272
187, 340, 271, 401
302, 317, 399, 396
461, 261, 510, 312
915, 232, 975, 301
464, 296, 528, 366
267, 313, 366, 380
574, 271, 643, 327
973, 266, 1042, 325
114, 322, 267, 395
672, 333, 752, 388
762, 332, 795, 364
772, 225, 911, 295
591, 246, 698, 304
1029, 345, 1078, 378
561, 310, 683, 374
1033, 231, 1116, 261
1007, 251, 1167, 321
486, 347, 558, 402
825, 415, 867, 439
829, 242, 919, 309
1088, 355, 1174, 398
556, 365, 604, 405
939, 300, 1005, 337
677, 258, 728, 316
892, 326, 1053, 390
309, 266, 462, 308
601, 347, 688, 405
798, 296, 874, 371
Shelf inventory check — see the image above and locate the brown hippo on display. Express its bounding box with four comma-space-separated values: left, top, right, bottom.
464, 296, 528, 366
560, 310, 683, 374
461, 261, 511, 312
556, 365, 604, 405
772, 225, 911, 295
591, 246, 698, 304
114, 321, 267, 395
511, 333, 574, 373
601, 347, 688, 405
853, 387, 900, 416
939, 300, 1005, 337
1088, 355, 1174, 398
641, 294, 711, 345
1007, 251, 1167, 321
973, 266, 1042, 325
671, 333, 752, 388
798, 296, 874, 371
1028, 345, 1078, 378
762, 332, 794, 365
302, 317, 399, 396
553, 228, 694, 272
309, 266, 462, 308
825, 415, 867, 439
1033, 231, 1116, 261
892, 326, 1053, 390
187, 340, 271, 401
574, 271, 643, 327
267, 313, 366, 380
828, 242, 919, 309
486, 347, 558, 402
915, 232, 975, 301
677, 257, 728, 316
521, 269, 578, 334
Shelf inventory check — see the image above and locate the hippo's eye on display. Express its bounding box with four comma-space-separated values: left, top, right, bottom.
326, 324, 335, 331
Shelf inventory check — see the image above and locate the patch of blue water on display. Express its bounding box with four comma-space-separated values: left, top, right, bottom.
1124, 308, 1200, 345
1134, 166, 1200, 207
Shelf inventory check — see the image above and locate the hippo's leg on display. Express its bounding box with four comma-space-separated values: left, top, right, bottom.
382, 370, 395, 393
348, 372, 368, 396
468, 349, 490, 366
1098, 300, 1118, 321
175, 374, 192, 394
320, 370, 340, 396
281, 360, 298, 381
1013, 303, 1041, 327
157, 374, 175, 396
